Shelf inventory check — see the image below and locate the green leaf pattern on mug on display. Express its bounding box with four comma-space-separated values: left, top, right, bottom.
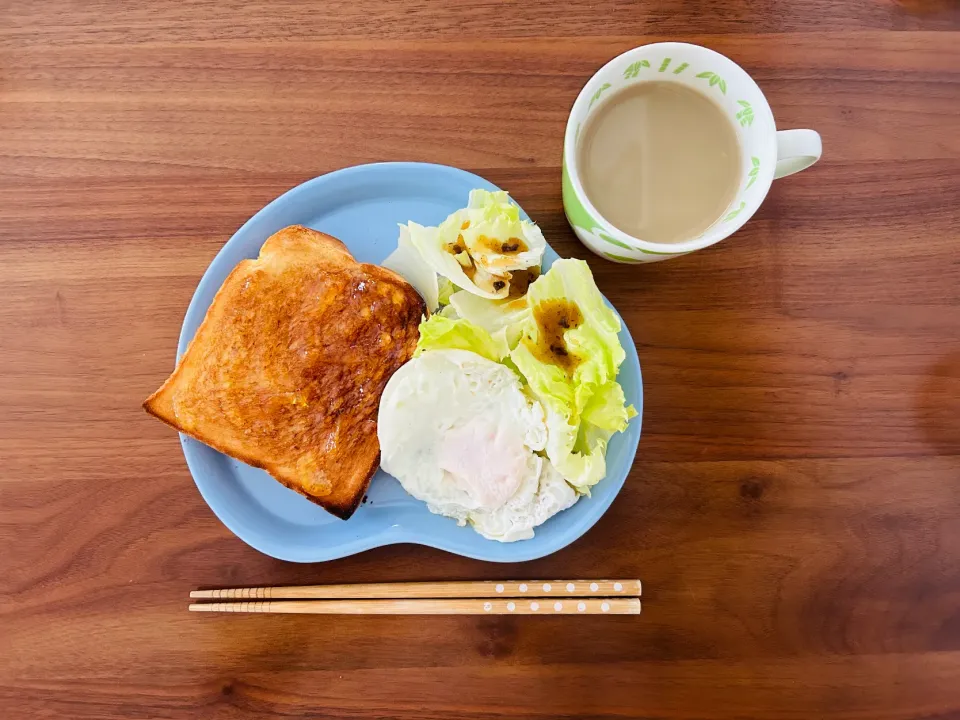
604, 252, 644, 264
673, 62, 689, 74
723, 201, 746, 222
562, 161, 595, 229
588, 82, 612, 109
745, 156, 760, 190
623, 60, 650, 79
736, 100, 755, 127
658, 58, 672, 73
696, 71, 727, 95
596, 231, 635, 250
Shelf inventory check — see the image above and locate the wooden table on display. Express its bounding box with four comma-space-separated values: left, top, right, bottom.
2, 2, 959, 718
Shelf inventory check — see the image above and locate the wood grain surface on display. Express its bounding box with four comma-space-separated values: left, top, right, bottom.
2, 1, 959, 718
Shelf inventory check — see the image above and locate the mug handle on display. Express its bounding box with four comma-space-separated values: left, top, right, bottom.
774, 129, 822, 179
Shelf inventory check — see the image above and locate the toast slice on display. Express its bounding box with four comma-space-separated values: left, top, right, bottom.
144, 225, 425, 519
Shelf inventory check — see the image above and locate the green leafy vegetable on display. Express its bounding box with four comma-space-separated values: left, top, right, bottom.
449, 290, 530, 351
415, 315, 508, 363
437, 277, 458, 306
400, 190, 545, 300
510, 259, 634, 491
403, 220, 505, 300
381, 224, 440, 312
437, 189, 546, 276
411, 258, 635, 494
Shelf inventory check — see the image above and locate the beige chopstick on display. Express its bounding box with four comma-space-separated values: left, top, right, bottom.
189, 597, 641, 615
190, 579, 641, 600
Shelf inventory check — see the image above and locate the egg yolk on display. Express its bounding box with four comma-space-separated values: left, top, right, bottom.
437, 420, 528, 509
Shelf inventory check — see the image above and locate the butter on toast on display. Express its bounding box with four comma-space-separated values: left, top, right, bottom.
144, 225, 425, 519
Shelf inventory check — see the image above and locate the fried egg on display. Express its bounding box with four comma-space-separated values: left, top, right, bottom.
378, 349, 578, 542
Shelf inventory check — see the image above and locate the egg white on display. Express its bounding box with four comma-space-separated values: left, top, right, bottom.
378, 349, 578, 542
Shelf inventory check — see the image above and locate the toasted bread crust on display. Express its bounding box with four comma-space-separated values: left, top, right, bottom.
144, 225, 424, 519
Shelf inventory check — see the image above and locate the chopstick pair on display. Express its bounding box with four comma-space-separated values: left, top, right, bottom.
189, 579, 642, 615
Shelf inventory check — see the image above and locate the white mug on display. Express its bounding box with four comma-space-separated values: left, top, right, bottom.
562, 42, 822, 263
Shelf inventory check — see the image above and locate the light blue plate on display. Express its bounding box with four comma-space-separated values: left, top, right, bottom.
178, 162, 642, 562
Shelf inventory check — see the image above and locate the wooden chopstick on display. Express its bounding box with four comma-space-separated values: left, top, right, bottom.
189, 597, 641, 615
190, 579, 641, 600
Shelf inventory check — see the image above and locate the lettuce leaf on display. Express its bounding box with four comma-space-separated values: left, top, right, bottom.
403, 220, 508, 300
437, 277, 458, 306
449, 290, 530, 351
381, 224, 440, 312
438, 303, 460, 319
509, 259, 634, 491
415, 315, 509, 363
390, 189, 545, 303
438, 190, 546, 276
582, 380, 636, 432
543, 409, 608, 491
